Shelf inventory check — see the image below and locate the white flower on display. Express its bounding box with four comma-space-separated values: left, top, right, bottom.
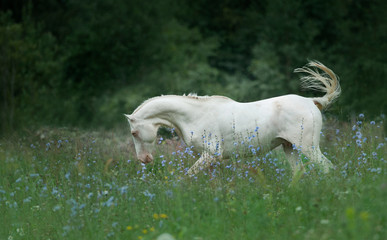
320, 219, 330, 224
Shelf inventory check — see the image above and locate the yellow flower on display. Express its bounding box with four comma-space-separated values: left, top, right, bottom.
160, 213, 168, 219
164, 176, 168, 180
126, 226, 133, 230
150, 226, 155, 232
153, 213, 159, 220
360, 211, 369, 221
138, 236, 143, 240
346, 207, 355, 219
142, 229, 148, 234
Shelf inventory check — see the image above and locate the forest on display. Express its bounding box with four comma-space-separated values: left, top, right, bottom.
1, 0, 386, 133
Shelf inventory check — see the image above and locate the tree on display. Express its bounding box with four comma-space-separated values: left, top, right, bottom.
0, 11, 61, 133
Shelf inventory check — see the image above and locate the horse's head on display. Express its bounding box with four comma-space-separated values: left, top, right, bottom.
125, 114, 158, 164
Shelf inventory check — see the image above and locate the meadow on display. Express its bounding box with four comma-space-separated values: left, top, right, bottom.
1, 114, 386, 240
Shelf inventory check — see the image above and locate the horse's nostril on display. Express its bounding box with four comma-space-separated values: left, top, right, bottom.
145, 154, 153, 163
139, 154, 153, 164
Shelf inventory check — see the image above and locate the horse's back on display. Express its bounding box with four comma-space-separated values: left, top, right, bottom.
193, 94, 321, 133
219, 94, 321, 136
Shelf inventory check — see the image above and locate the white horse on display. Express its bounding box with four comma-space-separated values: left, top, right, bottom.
125, 61, 341, 176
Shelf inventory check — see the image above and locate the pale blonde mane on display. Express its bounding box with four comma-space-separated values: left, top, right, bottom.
132, 94, 232, 114
183, 93, 231, 100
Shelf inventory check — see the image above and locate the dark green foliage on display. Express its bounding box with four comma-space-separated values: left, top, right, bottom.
0, 11, 62, 133
0, 0, 386, 131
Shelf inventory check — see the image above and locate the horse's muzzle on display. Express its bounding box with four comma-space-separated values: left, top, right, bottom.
139, 154, 153, 164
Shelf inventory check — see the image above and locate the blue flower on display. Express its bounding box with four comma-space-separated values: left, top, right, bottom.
143, 190, 155, 201
119, 186, 128, 194
356, 131, 362, 139
53, 205, 61, 211
102, 196, 115, 207
65, 172, 70, 180
165, 190, 173, 198
87, 192, 93, 199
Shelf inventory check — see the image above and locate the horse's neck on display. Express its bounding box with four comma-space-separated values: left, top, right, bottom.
137, 96, 195, 126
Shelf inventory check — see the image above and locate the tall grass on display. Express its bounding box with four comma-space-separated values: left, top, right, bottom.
1, 115, 386, 240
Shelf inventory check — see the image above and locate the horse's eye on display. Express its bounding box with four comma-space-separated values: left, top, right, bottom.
131, 131, 139, 137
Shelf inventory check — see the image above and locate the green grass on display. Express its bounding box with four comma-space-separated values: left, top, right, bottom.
1, 116, 386, 240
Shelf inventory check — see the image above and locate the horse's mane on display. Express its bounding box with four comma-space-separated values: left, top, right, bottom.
132, 93, 232, 114
183, 93, 231, 101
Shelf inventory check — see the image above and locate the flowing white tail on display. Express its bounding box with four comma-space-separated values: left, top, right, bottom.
295, 61, 341, 110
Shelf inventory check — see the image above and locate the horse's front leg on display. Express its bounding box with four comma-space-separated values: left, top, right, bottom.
187, 152, 216, 177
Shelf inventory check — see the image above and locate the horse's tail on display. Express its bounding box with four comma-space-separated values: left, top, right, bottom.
294, 61, 341, 110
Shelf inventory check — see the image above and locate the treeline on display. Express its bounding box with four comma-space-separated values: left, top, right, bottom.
1, 0, 386, 132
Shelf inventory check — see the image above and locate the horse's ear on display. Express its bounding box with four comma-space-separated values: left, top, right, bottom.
124, 114, 135, 122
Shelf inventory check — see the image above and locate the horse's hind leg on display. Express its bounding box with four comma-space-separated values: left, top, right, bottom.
281, 140, 305, 176
302, 146, 334, 173
278, 137, 333, 174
